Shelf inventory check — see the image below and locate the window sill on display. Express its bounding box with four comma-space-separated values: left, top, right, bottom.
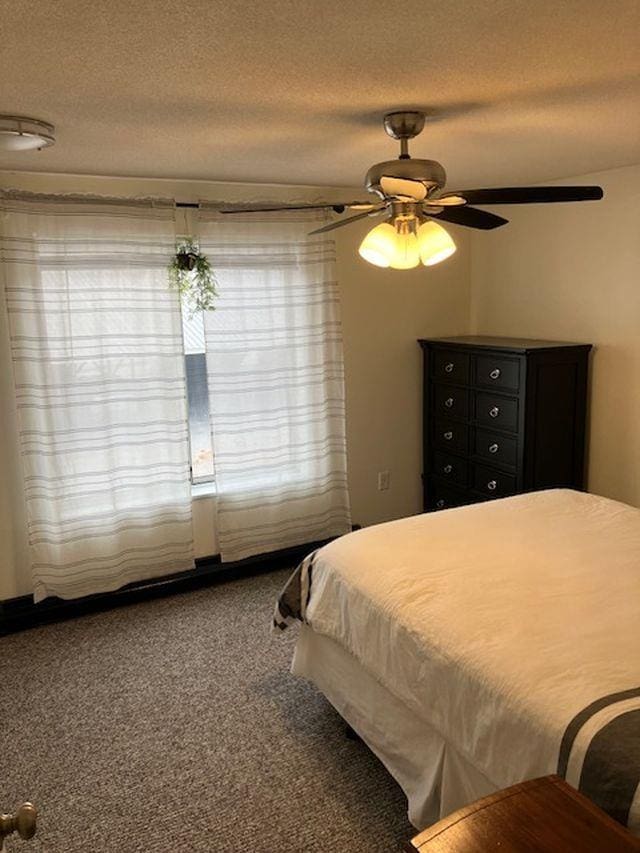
191, 481, 217, 500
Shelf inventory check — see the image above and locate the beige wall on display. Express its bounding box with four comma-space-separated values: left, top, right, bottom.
0, 171, 470, 598
470, 164, 640, 507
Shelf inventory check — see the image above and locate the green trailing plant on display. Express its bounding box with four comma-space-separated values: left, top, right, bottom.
168, 238, 218, 312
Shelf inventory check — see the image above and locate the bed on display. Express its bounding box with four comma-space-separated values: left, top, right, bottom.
274, 489, 640, 835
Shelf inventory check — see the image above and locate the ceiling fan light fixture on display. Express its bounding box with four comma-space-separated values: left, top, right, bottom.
358, 222, 397, 268
359, 215, 456, 271
0, 115, 55, 151
418, 221, 457, 266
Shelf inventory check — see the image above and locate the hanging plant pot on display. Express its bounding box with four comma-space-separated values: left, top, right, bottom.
176, 251, 198, 272
168, 239, 218, 313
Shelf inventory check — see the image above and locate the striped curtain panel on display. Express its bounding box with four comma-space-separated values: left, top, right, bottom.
0, 192, 194, 602
197, 208, 351, 562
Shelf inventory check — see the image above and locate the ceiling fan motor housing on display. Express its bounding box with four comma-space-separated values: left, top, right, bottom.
365, 158, 447, 199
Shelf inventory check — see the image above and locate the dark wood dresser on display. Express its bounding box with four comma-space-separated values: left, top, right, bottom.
419, 336, 592, 512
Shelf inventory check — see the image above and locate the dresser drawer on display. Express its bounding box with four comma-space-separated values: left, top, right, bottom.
475, 392, 519, 432
432, 349, 470, 385
432, 451, 469, 487
473, 429, 518, 468
474, 354, 520, 392
426, 480, 470, 512
433, 384, 469, 420
433, 419, 469, 454
472, 464, 517, 498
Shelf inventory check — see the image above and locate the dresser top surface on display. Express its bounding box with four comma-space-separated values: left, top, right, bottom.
419, 335, 592, 353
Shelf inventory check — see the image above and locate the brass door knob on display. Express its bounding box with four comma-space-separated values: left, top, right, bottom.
0, 802, 37, 845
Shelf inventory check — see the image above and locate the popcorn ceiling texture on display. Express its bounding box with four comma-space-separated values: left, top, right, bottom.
1, 568, 412, 852
0, 0, 639, 187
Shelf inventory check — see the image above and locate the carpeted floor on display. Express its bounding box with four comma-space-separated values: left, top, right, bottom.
1, 568, 413, 852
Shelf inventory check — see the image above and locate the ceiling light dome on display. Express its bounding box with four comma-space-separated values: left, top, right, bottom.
0, 115, 55, 151
417, 221, 457, 266
358, 222, 397, 268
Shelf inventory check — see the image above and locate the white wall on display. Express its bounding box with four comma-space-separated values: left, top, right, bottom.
470, 164, 640, 507
0, 170, 470, 598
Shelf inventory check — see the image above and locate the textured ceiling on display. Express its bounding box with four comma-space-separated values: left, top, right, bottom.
1, 0, 639, 191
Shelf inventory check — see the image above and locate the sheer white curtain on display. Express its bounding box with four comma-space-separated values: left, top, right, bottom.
0, 192, 194, 601
197, 208, 351, 562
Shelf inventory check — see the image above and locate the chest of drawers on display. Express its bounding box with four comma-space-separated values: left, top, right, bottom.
419, 336, 592, 512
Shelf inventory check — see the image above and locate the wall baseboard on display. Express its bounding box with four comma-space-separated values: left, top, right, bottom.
0, 530, 358, 636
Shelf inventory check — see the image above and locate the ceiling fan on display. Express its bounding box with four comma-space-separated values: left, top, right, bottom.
221, 110, 604, 270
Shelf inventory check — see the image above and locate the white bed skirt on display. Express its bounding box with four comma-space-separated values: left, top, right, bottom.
292, 624, 499, 828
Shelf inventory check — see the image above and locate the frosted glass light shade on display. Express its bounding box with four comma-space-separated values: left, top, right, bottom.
417, 221, 456, 266
358, 222, 397, 267
389, 231, 420, 269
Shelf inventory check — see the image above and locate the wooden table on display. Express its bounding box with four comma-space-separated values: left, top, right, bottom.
406, 776, 640, 852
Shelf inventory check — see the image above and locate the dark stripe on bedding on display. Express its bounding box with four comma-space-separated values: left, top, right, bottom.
305, 556, 315, 613
578, 708, 640, 825
272, 550, 317, 631
557, 686, 640, 777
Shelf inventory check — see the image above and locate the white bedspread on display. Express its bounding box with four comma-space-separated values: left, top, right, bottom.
303, 489, 640, 827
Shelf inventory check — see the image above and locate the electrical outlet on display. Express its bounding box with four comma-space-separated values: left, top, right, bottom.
377, 470, 390, 491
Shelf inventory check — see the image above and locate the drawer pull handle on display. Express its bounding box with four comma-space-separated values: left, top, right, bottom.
444, 362, 454, 374
443, 464, 453, 474
436, 498, 446, 508
489, 406, 500, 418
444, 397, 454, 408
490, 368, 501, 380
443, 431, 453, 441
489, 443, 499, 454
487, 479, 497, 491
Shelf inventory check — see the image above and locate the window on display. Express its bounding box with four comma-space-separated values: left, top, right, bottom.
181, 300, 215, 484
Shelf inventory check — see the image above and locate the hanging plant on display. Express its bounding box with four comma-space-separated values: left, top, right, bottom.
168, 238, 218, 312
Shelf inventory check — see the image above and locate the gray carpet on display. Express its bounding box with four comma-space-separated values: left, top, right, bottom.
1, 569, 413, 852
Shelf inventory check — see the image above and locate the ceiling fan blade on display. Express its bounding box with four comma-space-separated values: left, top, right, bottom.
219, 201, 373, 214
380, 175, 428, 202
427, 205, 509, 230
447, 186, 604, 206
425, 194, 467, 207
308, 206, 387, 235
